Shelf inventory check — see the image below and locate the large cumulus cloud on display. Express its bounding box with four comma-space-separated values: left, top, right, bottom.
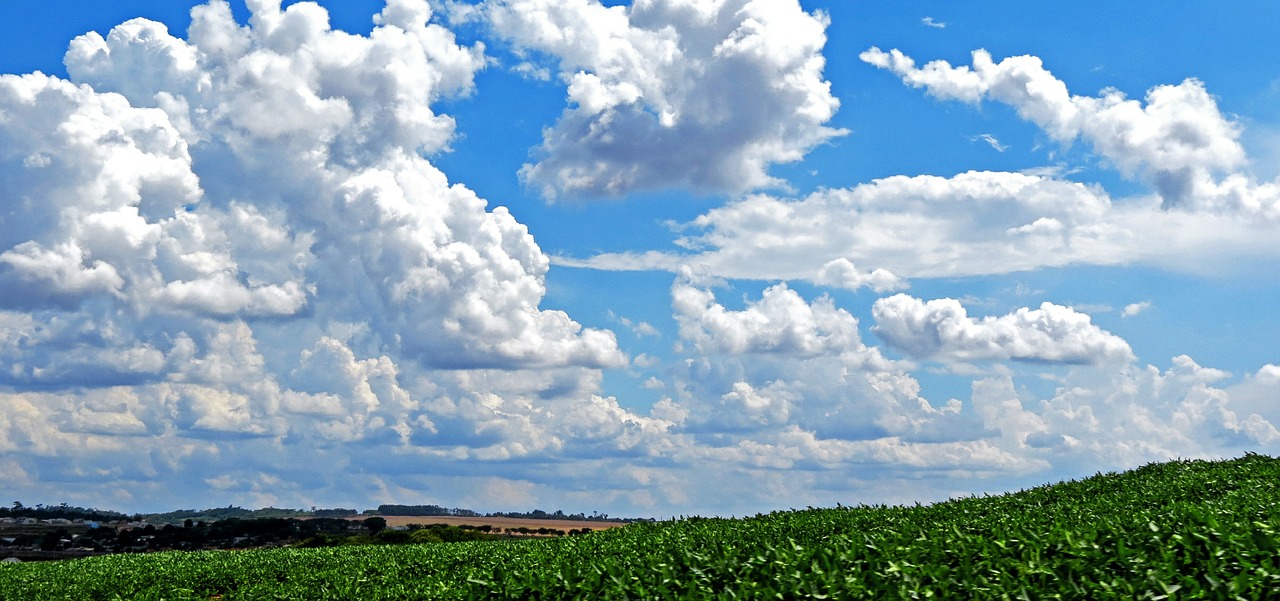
872, 294, 1134, 365
0, 0, 671, 512
3, 0, 628, 380
482, 0, 846, 199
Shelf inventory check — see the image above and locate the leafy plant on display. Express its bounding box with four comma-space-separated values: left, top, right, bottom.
3, 454, 1278, 599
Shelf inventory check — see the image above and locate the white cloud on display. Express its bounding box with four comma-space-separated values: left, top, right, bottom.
861, 47, 1280, 215
19, 0, 624, 372
0, 0, 677, 510
575, 145, 1280, 283
664, 273, 977, 449
921, 17, 945, 29
1256, 364, 1280, 385
814, 258, 906, 293
568, 47, 1280, 285
483, 0, 845, 199
610, 311, 661, 337
577, 170, 1137, 279
872, 294, 1134, 365
672, 269, 863, 357
969, 355, 1280, 468
1121, 301, 1152, 317
972, 133, 1007, 152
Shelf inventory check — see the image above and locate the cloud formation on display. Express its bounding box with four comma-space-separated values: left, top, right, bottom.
663, 277, 999, 470
861, 47, 1280, 215
1122, 301, 1152, 318
483, 0, 846, 199
3, 3, 1279, 518
973, 355, 1280, 460
575, 170, 1133, 279
672, 270, 862, 357
871, 294, 1134, 364
0, 0, 679, 510
573, 47, 1280, 282
17, 0, 626, 372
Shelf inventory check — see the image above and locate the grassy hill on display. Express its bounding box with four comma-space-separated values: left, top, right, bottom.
2, 453, 1278, 599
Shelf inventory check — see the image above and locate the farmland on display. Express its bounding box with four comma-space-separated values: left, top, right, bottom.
2, 453, 1278, 599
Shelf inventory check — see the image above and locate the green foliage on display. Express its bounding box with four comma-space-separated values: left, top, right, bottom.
407, 523, 492, 543
141, 505, 312, 525
363, 517, 388, 535
3, 454, 1280, 599
1, 502, 128, 522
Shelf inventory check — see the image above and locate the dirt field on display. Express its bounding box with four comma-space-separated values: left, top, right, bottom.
353, 515, 631, 532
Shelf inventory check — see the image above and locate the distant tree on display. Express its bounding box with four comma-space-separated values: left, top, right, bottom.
314, 508, 358, 518
363, 517, 387, 534
40, 529, 69, 551
40, 532, 59, 551
377, 504, 450, 516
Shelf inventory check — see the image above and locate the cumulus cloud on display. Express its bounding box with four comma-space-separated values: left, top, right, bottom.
872, 294, 1134, 365
577, 170, 1139, 279
573, 53, 1280, 281
672, 269, 863, 357
814, 258, 906, 293
664, 273, 981, 450
861, 46, 1280, 215
1256, 364, 1280, 385
483, 0, 846, 199
3, 0, 625, 375
971, 355, 1280, 467
0, 0, 681, 511
5, 3, 1279, 518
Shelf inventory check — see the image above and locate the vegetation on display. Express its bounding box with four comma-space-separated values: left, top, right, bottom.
375, 504, 479, 517
5, 500, 640, 527
2, 454, 1278, 599
139, 506, 314, 525
1, 516, 497, 556
488, 508, 631, 523
372, 504, 637, 522
1, 502, 129, 523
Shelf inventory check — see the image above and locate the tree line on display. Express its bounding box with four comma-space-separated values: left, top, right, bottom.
6, 500, 648, 526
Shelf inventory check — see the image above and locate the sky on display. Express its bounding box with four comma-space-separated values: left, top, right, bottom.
2, 0, 1279, 518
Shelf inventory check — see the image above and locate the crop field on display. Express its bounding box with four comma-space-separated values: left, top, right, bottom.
2, 453, 1278, 599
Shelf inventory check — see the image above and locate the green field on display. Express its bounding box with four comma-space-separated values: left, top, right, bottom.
3, 454, 1278, 599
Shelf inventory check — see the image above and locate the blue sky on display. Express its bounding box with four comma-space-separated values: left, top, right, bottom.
2, 0, 1279, 517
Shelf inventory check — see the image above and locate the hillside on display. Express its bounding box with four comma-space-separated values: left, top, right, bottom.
2, 453, 1278, 599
